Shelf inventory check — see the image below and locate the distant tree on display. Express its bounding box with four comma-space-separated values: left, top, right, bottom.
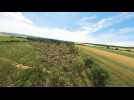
106, 46, 110, 49
126, 49, 131, 52
115, 48, 119, 50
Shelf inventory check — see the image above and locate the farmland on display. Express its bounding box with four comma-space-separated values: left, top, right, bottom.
77, 44, 134, 86
0, 35, 96, 87
1, 33, 134, 87
86, 44, 134, 59
1, 12, 134, 87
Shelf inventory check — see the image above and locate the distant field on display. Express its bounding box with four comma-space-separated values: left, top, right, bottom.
1, 34, 134, 87
77, 44, 134, 86
87, 44, 134, 59
0, 36, 27, 42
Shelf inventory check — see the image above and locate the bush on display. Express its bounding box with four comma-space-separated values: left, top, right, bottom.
90, 66, 109, 87
14, 67, 48, 87
114, 48, 119, 50
73, 56, 85, 72
84, 57, 93, 68
106, 46, 110, 49
126, 49, 131, 52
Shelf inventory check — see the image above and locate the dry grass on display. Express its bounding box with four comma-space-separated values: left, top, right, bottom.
77, 45, 134, 86
81, 45, 134, 67
16, 64, 32, 69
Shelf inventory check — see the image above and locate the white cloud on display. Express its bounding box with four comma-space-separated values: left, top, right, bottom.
99, 27, 134, 39
79, 12, 134, 33
92, 26, 134, 47
0, 12, 33, 24
77, 12, 134, 46
79, 16, 97, 22
99, 12, 134, 29
0, 12, 91, 43
103, 41, 134, 47
118, 27, 134, 33
79, 18, 107, 34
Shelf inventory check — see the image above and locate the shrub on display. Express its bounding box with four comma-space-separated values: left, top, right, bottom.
106, 46, 110, 49
14, 67, 48, 87
90, 66, 109, 87
72, 56, 85, 72
126, 49, 131, 52
49, 76, 66, 87
84, 57, 93, 68
114, 48, 119, 50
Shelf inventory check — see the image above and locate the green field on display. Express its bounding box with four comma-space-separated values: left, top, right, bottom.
88, 44, 134, 58
1, 35, 134, 87
0, 35, 94, 87
77, 44, 134, 86
0, 36, 27, 42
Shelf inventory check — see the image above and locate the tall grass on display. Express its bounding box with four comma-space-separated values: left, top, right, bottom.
0, 36, 92, 86
0, 36, 110, 87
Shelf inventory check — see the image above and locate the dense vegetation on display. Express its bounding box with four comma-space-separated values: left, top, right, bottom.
78, 44, 134, 86
0, 35, 110, 87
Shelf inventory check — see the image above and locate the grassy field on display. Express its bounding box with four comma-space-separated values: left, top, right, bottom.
0, 36, 27, 42
0, 35, 94, 87
88, 44, 134, 58
1, 34, 133, 87
77, 44, 134, 86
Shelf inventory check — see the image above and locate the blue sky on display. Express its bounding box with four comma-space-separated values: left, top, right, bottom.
23, 12, 120, 31
0, 12, 134, 47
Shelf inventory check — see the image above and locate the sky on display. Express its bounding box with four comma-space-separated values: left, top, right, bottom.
0, 12, 134, 47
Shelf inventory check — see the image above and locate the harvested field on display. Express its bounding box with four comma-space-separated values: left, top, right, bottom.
77, 45, 134, 86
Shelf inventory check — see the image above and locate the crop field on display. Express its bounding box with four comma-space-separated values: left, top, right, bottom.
77, 44, 134, 86
87, 44, 134, 59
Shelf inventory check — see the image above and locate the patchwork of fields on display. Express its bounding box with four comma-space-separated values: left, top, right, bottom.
77, 44, 134, 86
